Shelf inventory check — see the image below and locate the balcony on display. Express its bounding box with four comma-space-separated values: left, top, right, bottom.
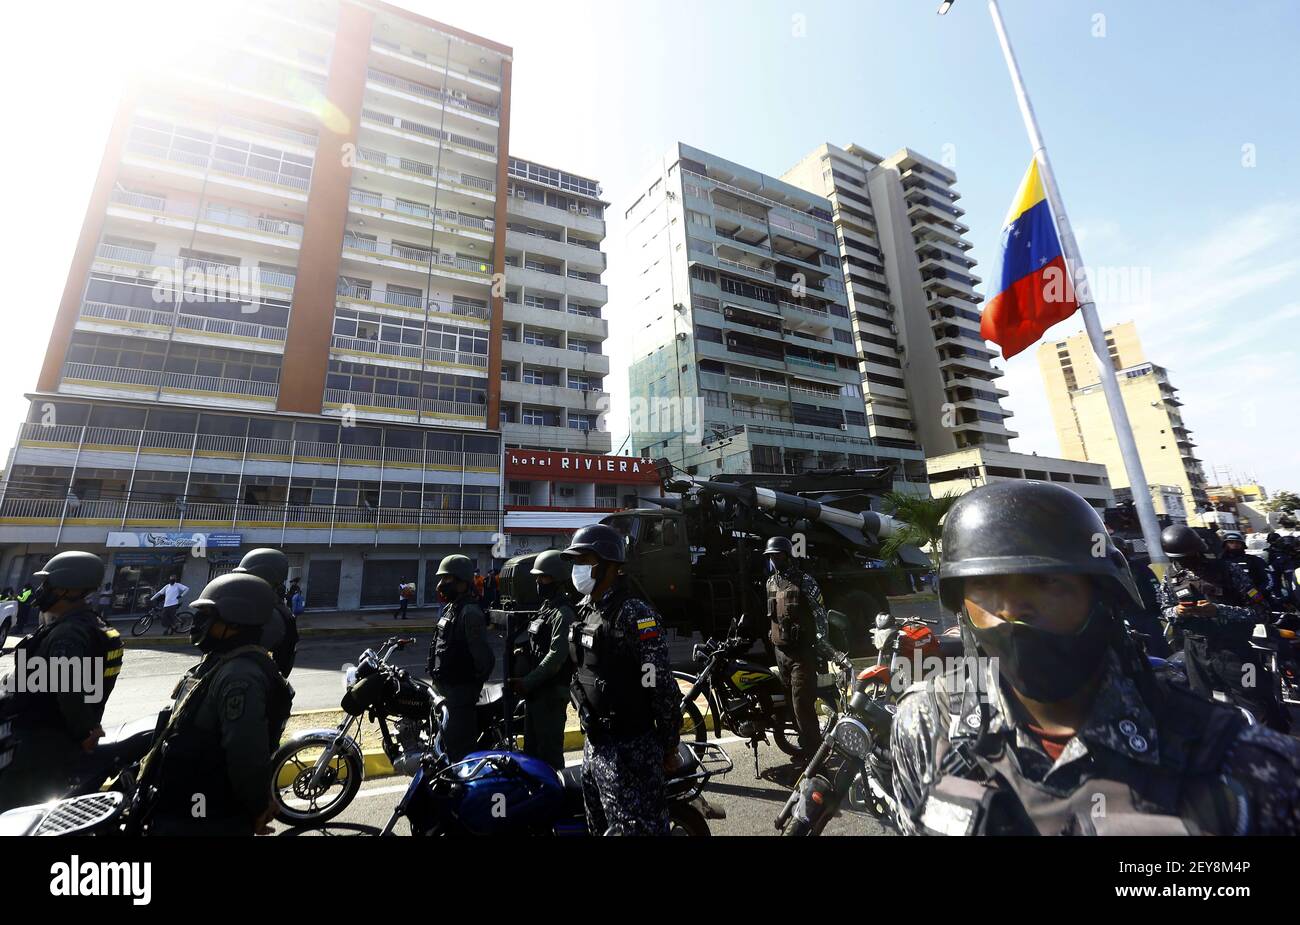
92, 246, 296, 296
341, 234, 493, 281
354, 146, 496, 198
77, 301, 286, 351
365, 67, 500, 123
503, 340, 610, 375
124, 137, 310, 197
59, 363, 278, 407
348, 189, 494, 242
108, 190, 304, 248
368, 41, 501, 92
322, 388, 486, 426
502, 380, 607, 412
335, 281, 491, 325
359, 106, 497, 163
502, 302, 608, 339
329, 334, 489, 373
500, 422, 613, 454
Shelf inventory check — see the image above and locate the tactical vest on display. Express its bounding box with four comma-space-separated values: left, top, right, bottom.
140, 646, 292, 824
3, 610, 123, 731
915, 679, 1250, 836
429, 597, 483, 686
527, 598, 574, 689
767, 570, 810, 652
568, 587, 655, 741
1168, 561, 1254, 646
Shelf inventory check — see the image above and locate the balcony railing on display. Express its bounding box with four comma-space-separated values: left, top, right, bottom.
335, 281, 492, 322
342, 236, 493, 275
322, 388, 485, 418
94, 246, 298, 293
353, 146, 495, 193
79, 301, 287, 342
716, 257, 776, 280
360, 107, 497, 155
366, 67, 500, 119
61, 363, 279, 399
125, 138, 311, 191
348, 188, 495, 231
329, 335, 488, 369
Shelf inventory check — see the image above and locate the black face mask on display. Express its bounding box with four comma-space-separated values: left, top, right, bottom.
32, 583, 62, 612
191, 609, 218, 650
966, 601, 1113, 703
535, 580, 557, 600
437, 581, 457, 602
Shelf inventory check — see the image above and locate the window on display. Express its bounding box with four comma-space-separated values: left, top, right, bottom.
686, 209, 712, 229
569, 414, 597, 432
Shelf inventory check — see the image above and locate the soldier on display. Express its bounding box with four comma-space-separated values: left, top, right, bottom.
0, 551, 122, 812
507, 550, 577, 770
233, 547, 299, 677
1221, 531, 1273, 602
1265, 532, 1298, 608
1158, 524, 1287, 732
563, 524, 681, 835
763, 536, 849, 765
137, 573, 293, 835
426, 555, 494, 762
891, 481, 1300, 836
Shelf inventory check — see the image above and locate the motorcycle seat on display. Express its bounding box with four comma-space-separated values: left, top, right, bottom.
936, 636, 965, 660
669, 742, 700, 780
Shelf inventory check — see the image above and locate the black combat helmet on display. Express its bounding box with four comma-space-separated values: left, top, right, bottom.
530, 549, 572, 582
234, 547, 290, 587
191, 573, 276, 627
562, 524, 627, 563
1160, 524, 1207, 560
33, 551, 105, 592
763, 536, 794, 557
938, 481, 1142, 613
436, 554, 475, 584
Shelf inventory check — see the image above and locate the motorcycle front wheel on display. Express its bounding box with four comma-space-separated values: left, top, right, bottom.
270, 739, 364, 827
668, 802, 710, 836
673, 671, 710, 745
772, 694, 838, 757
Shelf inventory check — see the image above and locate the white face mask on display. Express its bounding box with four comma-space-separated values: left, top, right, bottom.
571, 564, 597, 595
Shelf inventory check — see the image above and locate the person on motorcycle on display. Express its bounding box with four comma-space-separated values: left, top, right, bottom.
508, 550, 577, 770
1158, 524, 1288, 732
426, 554, 494, 762
763, 536, 849, 766
138, 572, 294, 835
1221, 531, 1273, 602
890, 480, 1300, 836
563, 523, 681, 835
0, 551, 122, 813
1266, 532, 1299, 608
233, 547, 299, 677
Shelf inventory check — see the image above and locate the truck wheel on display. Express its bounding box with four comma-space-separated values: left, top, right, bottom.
827, 591, 882, 657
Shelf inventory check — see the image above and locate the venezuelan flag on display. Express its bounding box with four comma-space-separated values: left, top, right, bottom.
980, 159, 1079, 359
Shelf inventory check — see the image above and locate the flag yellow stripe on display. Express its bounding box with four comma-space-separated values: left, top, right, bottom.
1002, 158, 1048, 228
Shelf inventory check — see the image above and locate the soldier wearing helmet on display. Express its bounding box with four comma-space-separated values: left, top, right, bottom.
1158, 525, 1287, 732
763, 535, 850, 765
426, 554, 494, 762
506, 550, 578, 770
891, 481, 1300, 836
563, 523, 681, 835
233, 547, 299, 677
138, 572, 294, 835
0, 551, 122, 812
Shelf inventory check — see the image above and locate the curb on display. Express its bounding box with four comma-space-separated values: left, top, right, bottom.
121, 622, 439, 648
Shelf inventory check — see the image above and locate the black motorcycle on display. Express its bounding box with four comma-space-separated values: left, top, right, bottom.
676, 636, 842, 765
271, 636, 521, 827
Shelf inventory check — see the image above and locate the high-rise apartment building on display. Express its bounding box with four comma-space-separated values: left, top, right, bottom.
625, 144, 883, 479
0, 0, 514, 611
783, 143, 1017, 464
1038, 321, 1211, 522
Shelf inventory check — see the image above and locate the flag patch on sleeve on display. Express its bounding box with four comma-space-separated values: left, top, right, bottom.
637, 617, 659, 640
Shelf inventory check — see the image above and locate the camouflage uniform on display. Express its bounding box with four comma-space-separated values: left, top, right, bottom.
1158, 559, 1284, 729
891, 651, 1300, 835
519, 593, 578, 771
571, 584, 680, 835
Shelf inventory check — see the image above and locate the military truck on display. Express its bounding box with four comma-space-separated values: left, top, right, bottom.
492, 458, 924, 656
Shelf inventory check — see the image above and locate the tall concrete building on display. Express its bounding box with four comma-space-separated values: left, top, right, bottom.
1038, 321, 1211, 523
783, 144, 1017, 465
0, 0, 514, 611
625, 144, 887, 480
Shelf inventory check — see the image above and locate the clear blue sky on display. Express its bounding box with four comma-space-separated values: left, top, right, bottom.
1, 0, 1296, 493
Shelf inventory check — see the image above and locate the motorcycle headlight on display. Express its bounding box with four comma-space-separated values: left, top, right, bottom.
342, 664, 358, 690
0, 806, 47, 837
828, 717, 873, 760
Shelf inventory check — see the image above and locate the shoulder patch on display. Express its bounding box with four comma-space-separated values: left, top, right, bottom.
636, 615, 660, 641
222, 680, 250, 722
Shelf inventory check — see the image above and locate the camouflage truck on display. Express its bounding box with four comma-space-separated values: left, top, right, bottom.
491, 458, 925, 657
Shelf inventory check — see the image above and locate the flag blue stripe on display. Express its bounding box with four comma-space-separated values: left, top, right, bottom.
992, 198, 1064, 299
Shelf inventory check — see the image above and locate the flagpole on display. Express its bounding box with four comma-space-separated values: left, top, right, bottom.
983, 0, 1167, 564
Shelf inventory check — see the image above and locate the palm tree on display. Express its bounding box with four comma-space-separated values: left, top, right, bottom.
878, 490, 961, 588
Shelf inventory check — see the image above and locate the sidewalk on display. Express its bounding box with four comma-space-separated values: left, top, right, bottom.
113, 607, 445, 646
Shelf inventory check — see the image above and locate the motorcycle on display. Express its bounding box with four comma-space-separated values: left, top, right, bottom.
675, 635, 843, 768
379, 701, 732, 836
270, 636, 522, 827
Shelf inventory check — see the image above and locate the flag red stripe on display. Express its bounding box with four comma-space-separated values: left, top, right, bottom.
979, 253, 1079, 359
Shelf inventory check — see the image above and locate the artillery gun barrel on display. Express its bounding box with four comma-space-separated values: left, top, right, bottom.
685, 478, 903, 540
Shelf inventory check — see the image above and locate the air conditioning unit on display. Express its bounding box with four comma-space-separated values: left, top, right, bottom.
568, 204, 580, 213
450, 89, 468, 101
483, 219, 495, 230
894, 343, 905, 353
889, 324, 898, 334
514, 190, 527, 198
580, 206, 591, 216
840, 423, 849, 431
723, 307, 735, 318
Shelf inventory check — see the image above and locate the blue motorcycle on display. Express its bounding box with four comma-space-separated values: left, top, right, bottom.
378, 722, 732, 836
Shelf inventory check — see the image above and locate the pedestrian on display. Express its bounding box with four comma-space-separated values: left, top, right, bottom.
763, 536, 850, 765
135, 573, 293, 835
14, 583, 34, 631
485, 567, 501, 610
394, 577, 415, 619
563, 524, 682, 835
474, 567, 485, 601
233, 548, 299, 678
289, 579, 305, 617
0, 552, 123, 813
508, 551, 577, 770
149, 574, 189, 634
426, 555, 493, 761
890, 480, 1300, 836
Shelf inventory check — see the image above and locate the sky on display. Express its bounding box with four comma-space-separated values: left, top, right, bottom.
0, 0, 1296, 495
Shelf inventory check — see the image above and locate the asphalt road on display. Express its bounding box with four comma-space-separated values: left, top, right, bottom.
271, 734, 896, 838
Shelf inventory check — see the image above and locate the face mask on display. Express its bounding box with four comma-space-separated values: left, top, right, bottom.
32, 584, 61, 612
436, 581, 456, 602
191, 609, 217, 650
966, 602, 1113, 703
571, 565, 597, 595
536, 580, 557, 599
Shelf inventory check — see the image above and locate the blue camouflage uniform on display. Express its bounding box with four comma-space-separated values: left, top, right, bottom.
570, 583, 680, 835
